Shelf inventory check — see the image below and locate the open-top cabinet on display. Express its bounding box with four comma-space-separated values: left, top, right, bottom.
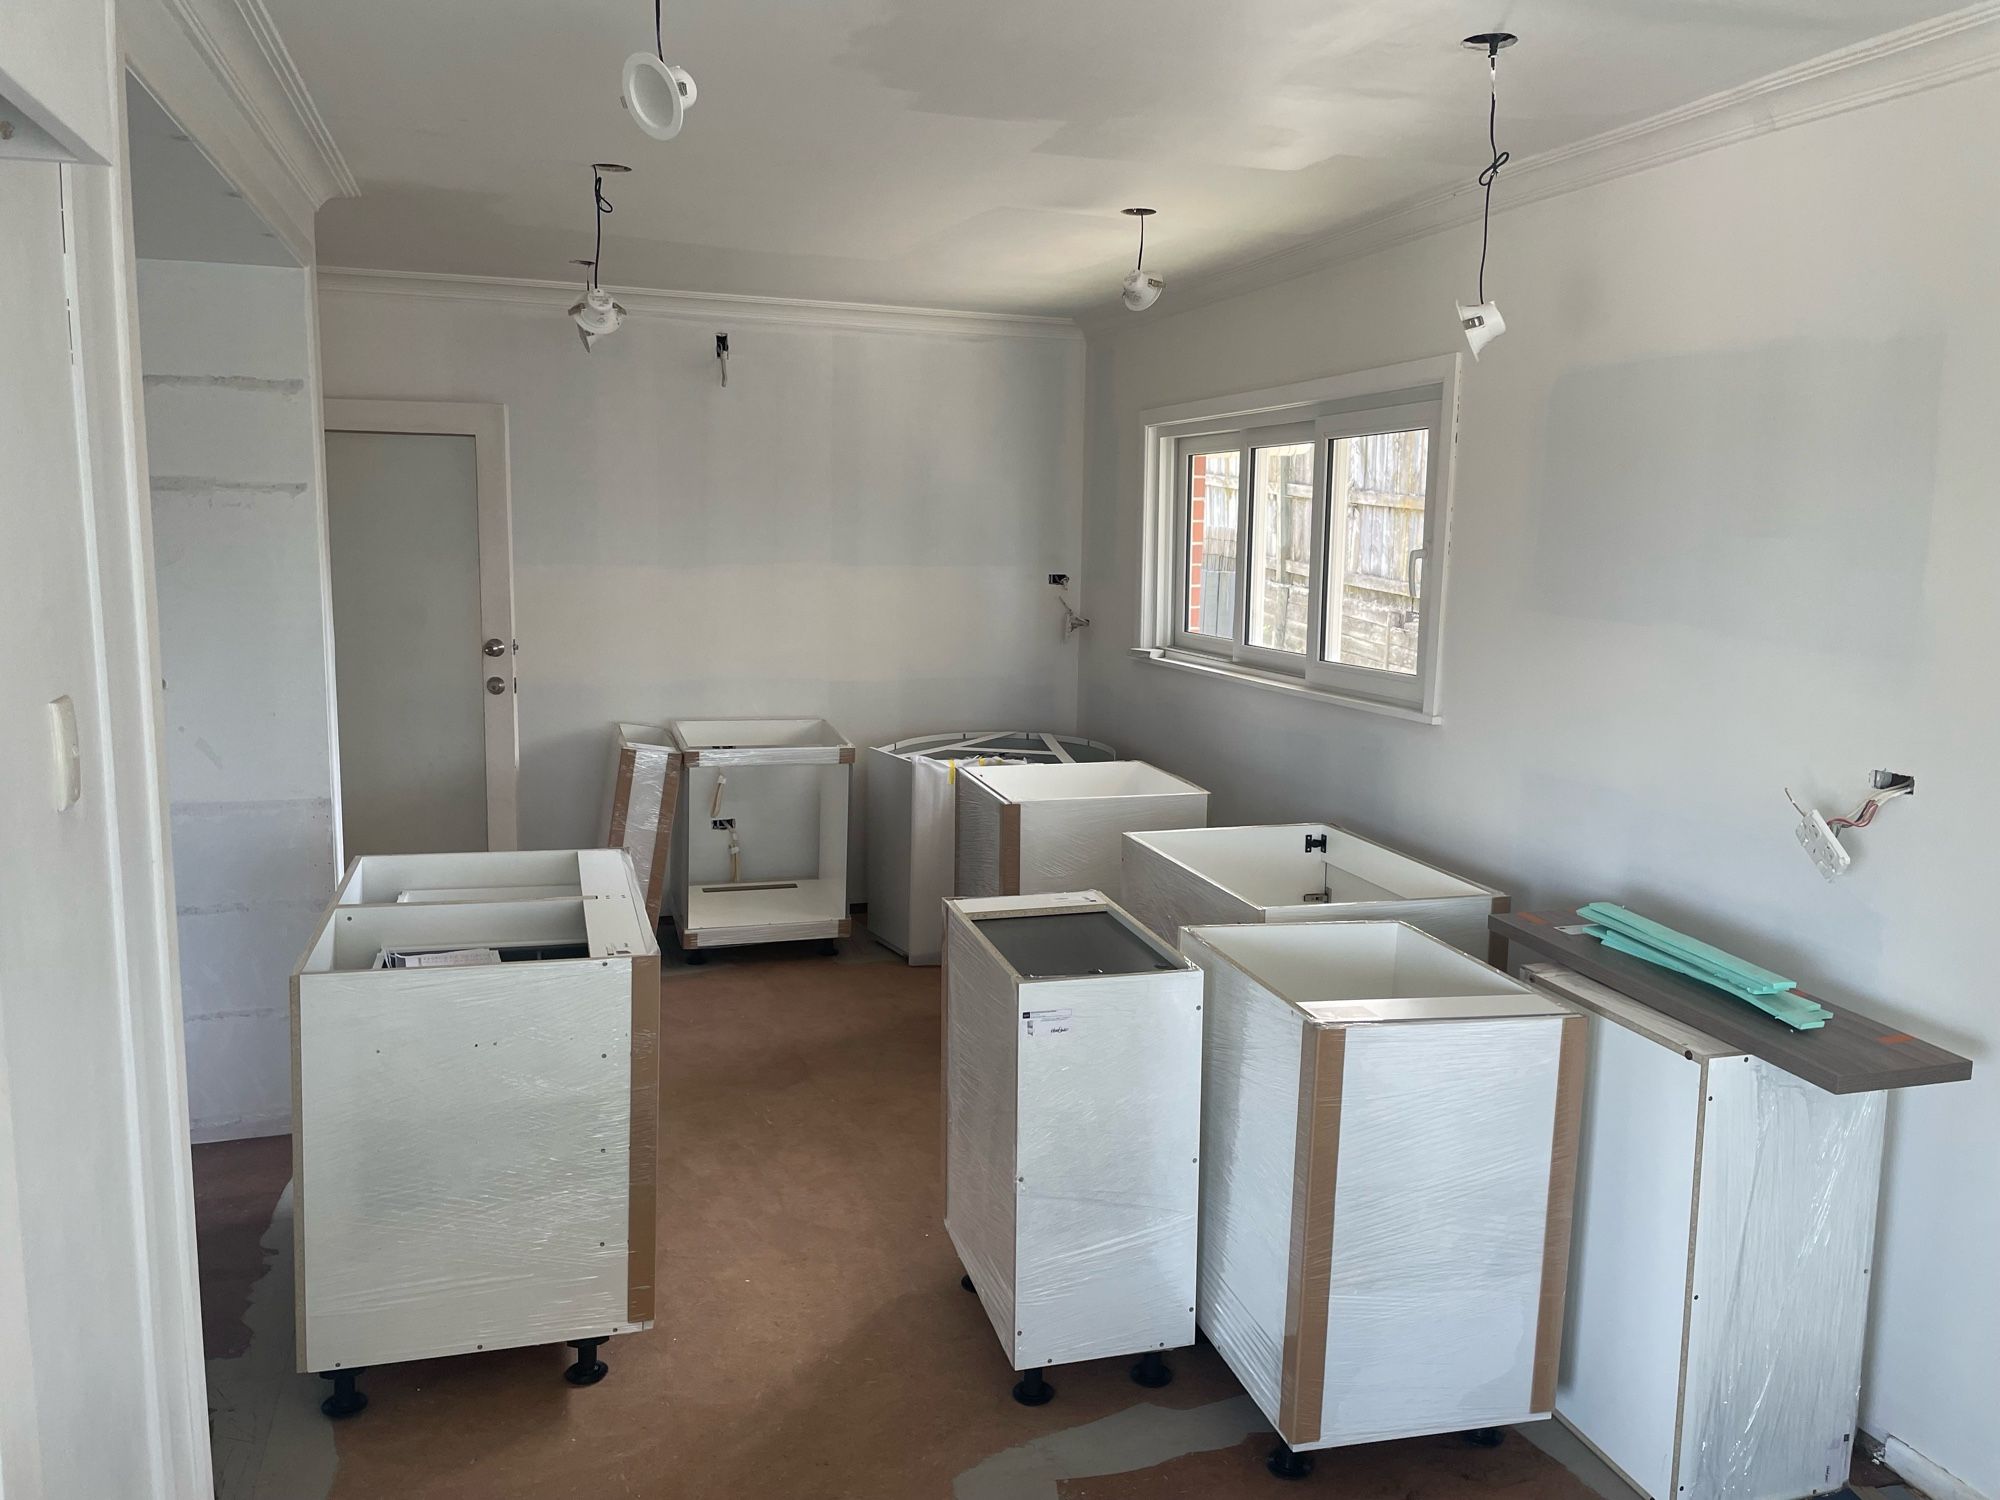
668, 718, 853, 951
290, 849, 660, 1415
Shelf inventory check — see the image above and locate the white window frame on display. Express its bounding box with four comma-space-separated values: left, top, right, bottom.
1136, 354, 1461, 723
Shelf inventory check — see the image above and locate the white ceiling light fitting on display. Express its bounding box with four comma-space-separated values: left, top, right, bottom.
1456, 32, 1517, 360
568, 163, 630, 352
1121, 207, 1162, 312
622, 0, 698, 141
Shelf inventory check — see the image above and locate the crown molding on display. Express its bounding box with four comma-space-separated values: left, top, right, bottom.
121, 0, 357, 261
316, 267, 1085, 342
226, 0, 360, 199
1080, 1, 2000, 332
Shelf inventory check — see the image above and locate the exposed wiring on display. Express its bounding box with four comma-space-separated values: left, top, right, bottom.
1476, 51, 1510, 306
1135, 210, 1147, 273
1827, 782, 1913, 830
654, 0, 664, 62
709, 773, 727, 819
591, 168, 616, 288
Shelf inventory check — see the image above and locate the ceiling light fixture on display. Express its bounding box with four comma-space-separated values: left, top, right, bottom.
623, 0, 698, 141
1121, 208, 1162, 312
569, 164, 630, 351
1456, 32, 1516, 360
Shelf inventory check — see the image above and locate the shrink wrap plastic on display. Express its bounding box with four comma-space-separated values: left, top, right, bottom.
1187, 921, 1580, 1451
942, 893, 1202, 1371
602, 722, 680, 922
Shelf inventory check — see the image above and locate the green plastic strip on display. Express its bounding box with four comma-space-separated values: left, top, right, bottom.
1578, 902, 1796, 994
1584, 927, 1830, 1031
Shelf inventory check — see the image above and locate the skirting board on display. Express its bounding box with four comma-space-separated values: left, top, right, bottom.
1880, 1435, 1992, 1500
190, 1112, 291, 1146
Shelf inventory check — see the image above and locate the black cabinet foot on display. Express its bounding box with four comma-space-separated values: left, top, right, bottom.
1012, 1366, 1055, 1406
960, 1273, 975, 1293
817, 940, 840, 957
1464, 1427, 1505, 1448
318, 1369, 367, 1419
564, 1338, 609, 1386
1266, 1442, 1313, 1479
1130, 1350, 1173, 1388
684, 950, 708, 965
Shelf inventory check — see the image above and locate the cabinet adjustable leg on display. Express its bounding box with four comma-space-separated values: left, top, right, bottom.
960, 1273, 976, 1293
684, 950, 708, 966
564, 1338, 609, 1386
318, 1368, 367, 1419
817, 939, 840, 957
1464, 1427, 1505, 1448
1266, 1442, 1313, 1480
1130, 1350, 1173, 1388
1011, 1366, 1055, 1406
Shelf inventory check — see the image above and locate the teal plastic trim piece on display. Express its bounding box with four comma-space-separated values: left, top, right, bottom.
1584, 927, 1830, 1031
1578, 902, 1796, 994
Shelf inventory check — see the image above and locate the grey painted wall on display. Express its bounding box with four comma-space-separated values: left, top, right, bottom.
139, 258, 339, 1142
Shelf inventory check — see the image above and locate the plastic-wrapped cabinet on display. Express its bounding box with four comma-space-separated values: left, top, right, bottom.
1185, 921, 1583, 1452
601, 722, 681, 924
1122, 823, 1508, 961
955, 761, 1206, 902
1523, 964, 1887, 1500
291, 849, 659, 1379
668, 718, 853, 949
866, 731, 1115, 965
943, 892, 1202, 1388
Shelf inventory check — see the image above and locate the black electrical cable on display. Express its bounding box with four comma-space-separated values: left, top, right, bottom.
655, 0, 664, 62
1136, 211, 1146, 272
592, 169, 615, 288
1476, 59, 1510, 305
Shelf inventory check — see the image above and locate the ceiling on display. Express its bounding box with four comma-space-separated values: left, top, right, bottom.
269, 0, 1955, 317
126, 76, 299, 267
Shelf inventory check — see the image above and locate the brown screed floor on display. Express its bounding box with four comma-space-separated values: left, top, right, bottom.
192, 936, 1749, 1500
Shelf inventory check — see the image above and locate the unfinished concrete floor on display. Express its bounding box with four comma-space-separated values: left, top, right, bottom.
190, 934, 1891, 1500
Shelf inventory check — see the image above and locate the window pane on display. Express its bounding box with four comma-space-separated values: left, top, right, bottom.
1247, 443, 1315, 654
1184, 451, 1239, 636
1321, 428, 1429, 674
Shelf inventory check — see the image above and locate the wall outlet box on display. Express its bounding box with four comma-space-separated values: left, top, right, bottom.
1796, 808, 1851, 881
710, 818, 735, 831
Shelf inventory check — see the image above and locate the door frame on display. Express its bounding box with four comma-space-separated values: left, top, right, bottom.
322, 399, 520, 851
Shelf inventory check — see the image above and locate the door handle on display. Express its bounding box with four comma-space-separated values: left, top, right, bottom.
486, 676, 507, 695
483, 638, 507, 657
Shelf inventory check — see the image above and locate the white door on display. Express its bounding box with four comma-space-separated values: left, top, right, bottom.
323, 403, 517, 856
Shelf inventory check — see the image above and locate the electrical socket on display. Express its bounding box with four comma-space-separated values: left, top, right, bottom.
1048, 573, 1069, 588
710, 818, 735, 831
1795, 807, 1851, 882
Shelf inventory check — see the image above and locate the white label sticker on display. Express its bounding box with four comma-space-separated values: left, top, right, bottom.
1022, 1009, 1073, 1037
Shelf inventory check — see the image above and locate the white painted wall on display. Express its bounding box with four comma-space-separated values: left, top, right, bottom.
0, 88, 212, 1498
314, 283, 1086, 869
1078, 69, 2000, 1500
138, 258, 338, 1143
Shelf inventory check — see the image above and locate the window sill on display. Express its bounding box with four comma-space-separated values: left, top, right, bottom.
1129, 647, 1442, 726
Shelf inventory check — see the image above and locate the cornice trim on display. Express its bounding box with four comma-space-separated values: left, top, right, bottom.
154, 0, 357, 206
1080, 1, 2000, 330
316, 267, 1084, 342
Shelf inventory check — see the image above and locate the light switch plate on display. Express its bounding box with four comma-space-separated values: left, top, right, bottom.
46, 695, 79, 811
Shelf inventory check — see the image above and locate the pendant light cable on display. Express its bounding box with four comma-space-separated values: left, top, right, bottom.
592, 168, 615, 288
1476, 51, 1510, 306
1136, 211, 1146, 272
655, 0, 664, 62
